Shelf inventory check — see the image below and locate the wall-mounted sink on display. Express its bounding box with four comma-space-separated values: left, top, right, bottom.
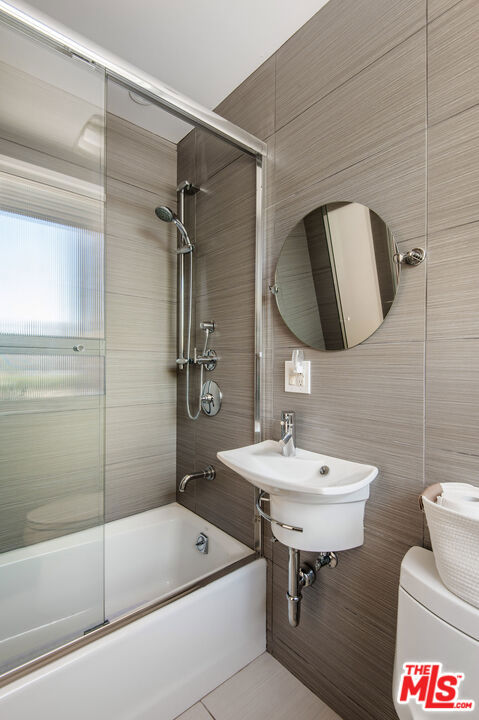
217, 440, 378, 552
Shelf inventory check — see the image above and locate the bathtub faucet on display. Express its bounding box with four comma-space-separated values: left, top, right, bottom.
179, 465, 216, 493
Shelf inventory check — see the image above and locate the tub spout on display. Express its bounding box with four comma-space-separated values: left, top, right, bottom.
179, 465, 216, 493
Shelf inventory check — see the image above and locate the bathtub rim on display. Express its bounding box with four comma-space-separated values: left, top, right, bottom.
0, 551, 258, 689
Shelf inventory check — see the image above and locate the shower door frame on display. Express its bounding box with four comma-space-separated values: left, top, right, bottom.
0, 0, 266, 686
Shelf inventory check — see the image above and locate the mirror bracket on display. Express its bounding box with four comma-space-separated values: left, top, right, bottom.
396, 247, 426, 266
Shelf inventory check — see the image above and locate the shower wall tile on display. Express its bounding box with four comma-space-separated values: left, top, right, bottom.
272, 131, 426, 243
106, 293, 175, 352
177, 130, 197, 185
428, 0, 479, 126
196, 0, 477, 716
107, 233, 176, 302
275, 0, 425, 130
176, 143, 257, 548
428, 104, 479, 232
104, 111, 177, 521
106, 177, 176, 249
274, 31, 426, 205
0, 408, 103, 551
106, 113, 177, 194
215, 56, 276, 140
428, 0, 463, 22
106, 403, 175, 466
106, 350, 176, 407
105, 455, 176, 523
427, 221, 479, 340
425, 339, 479, 486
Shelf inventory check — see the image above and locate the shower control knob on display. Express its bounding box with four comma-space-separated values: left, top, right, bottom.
195, 349, 217, 371
73, 345, 85, 352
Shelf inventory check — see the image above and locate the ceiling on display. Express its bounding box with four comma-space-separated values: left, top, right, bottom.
15, 0, 330, 141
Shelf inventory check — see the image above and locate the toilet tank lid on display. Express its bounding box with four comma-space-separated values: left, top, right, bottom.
400, 547, 479, 641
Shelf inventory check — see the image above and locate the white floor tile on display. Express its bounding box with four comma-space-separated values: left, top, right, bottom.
202, 652, 342, 720
174, 702, 213, 720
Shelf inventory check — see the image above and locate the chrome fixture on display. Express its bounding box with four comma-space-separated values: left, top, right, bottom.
155, 183, 221, 420
396, 247, 427, 266
194, 322, 218, 371
154, 205, 194, 253
287, 547, 338, 627
179, 465, 216, 493
195, 532, 209, 554
256, 491, 302, 533
279, 411, 296, 457
201, 380, 223, 416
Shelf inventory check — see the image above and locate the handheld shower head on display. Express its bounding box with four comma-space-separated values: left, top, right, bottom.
155, 205, 175, 223
154, 206, 193, 252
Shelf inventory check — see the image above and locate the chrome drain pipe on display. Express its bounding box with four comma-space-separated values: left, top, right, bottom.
286, 548, 338, 627
286, 548, 302, 628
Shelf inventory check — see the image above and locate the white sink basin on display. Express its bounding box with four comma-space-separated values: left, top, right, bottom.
217, 440, 378, 552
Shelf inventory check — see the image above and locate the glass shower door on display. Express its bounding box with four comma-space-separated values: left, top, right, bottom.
0, 20, 105, 674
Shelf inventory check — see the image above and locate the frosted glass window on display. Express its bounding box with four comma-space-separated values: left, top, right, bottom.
0, 354, 104, 401
0, 209, 103, 338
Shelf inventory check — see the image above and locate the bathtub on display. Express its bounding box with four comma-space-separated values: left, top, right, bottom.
0, 503, 266, 719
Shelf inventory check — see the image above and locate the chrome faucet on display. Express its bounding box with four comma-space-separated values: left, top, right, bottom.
279, 411, 296, 457
179, 465, 216, 493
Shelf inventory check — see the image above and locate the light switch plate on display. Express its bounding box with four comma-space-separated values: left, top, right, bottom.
284, 360, 311, 394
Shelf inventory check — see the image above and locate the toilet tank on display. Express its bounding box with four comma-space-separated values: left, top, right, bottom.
393, 547, 479, 719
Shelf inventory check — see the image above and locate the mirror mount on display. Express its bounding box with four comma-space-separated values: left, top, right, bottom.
395, 247, 426, 266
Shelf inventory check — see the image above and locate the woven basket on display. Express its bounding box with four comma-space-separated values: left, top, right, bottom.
422, 495, 479, 609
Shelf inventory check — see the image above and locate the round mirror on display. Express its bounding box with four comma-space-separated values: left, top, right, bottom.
274, 202, 400, 350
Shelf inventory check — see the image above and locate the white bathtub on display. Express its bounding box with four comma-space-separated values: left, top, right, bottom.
0, 503, 266, 718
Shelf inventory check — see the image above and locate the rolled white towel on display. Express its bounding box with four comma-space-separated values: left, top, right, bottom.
436, 482, 479, 518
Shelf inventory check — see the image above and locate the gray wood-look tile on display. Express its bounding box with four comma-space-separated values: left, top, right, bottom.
106, 350, 176, 407
177, 130, 197, 187
203, 652, 341, 720
106, 113, 177, 194
0, 135, 100, 189
428, 104, 479, 232
274, 31, 426, 204
0, 58, 103, 174
106, 176, 176, 251
215, 56, 276, 140
427, 221, 479, 340
0, 409, 103, 551
425, 339, 479, 486
428, 0, 479, 126
195, 128, 242, 185
270, 546, 403, 720
106, 232, 176, 302
428, 0, 463, 22
106, 292, 175, 352
104, 109, 178, 522
195, 288, 254, 354
106, 403, 175, 466
174, 704, 212, 720
195, 156, 256, 253
364, 237, 426, 345
271, 131, 426, 243
276, 0, 425, 130
105, 455, 176, 522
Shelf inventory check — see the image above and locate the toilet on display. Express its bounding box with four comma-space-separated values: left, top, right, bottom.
393, 547, 479, 718
24, 492, 103, 546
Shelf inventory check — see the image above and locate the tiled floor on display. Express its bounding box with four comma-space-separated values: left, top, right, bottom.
175, 652, 342, 720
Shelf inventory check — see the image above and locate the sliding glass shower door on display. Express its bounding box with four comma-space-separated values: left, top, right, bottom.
0, 20, 105, 674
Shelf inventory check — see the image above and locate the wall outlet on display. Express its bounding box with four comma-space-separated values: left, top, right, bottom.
284, 360, 311, 394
